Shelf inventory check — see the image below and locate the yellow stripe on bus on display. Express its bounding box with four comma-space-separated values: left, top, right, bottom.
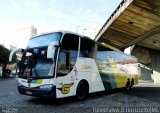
36, 79, 43, 84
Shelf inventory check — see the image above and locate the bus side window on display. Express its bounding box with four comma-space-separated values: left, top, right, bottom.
57, 33, 79, 77
80, 37, 95, 58
57, 50, 70, 77
70, 50, 77, 70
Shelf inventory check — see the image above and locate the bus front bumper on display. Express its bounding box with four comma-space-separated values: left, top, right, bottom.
18, 85, 56, 98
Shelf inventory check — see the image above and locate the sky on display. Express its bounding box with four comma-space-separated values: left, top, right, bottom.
0, 0, 122, 49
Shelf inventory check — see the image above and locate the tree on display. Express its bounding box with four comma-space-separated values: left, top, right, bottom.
0, 45, 17, 65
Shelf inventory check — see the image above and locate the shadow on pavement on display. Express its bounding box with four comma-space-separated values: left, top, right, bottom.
27, 88, 126, 106
124, 86, 160, 104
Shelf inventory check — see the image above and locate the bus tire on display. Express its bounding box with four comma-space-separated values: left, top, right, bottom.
126, 79, 131, 91
131, 79, 134, 88
76, 81, 89, 100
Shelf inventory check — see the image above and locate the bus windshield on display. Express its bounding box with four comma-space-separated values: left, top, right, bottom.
19, 32, 62, 78
19, 48, 55, 78
27, 32, 62, 48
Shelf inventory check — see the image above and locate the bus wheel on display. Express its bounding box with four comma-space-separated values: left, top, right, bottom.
76, 82, 88, 100
126, 79, 131, 91
131, 79, 134, 88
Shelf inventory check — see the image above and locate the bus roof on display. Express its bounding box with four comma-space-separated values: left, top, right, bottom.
31, 30, 83, 39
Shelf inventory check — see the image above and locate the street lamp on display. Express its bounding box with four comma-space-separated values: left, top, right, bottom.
83, 29, 86, 35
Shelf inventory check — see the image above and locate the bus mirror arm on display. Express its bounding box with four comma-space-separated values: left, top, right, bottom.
54, 42, 61, 47
9, 48, 24, 62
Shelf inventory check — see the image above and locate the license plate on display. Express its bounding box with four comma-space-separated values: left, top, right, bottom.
26, 91, 32, 95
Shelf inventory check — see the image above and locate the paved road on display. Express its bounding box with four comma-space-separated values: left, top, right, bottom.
0, 78, 160, 113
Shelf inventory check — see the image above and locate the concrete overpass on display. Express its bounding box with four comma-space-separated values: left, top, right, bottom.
95, 0, 160, 84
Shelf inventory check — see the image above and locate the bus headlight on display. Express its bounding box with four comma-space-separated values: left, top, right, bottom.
39, 85, 53, 89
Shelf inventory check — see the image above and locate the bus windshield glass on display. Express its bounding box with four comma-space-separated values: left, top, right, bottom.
27, 32, 62, 48
19, 48, 55, 78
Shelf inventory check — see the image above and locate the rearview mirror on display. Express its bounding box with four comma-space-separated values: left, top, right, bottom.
9, 48, 23, 62
47, 42, 59, 59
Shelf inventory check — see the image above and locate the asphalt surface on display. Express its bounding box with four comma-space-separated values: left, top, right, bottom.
0, 78, 160, 113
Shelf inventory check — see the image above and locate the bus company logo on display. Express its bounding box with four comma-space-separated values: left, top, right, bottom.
57, 83, 73, 94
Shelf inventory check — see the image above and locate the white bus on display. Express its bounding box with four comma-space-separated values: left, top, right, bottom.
9, 31, 139, 100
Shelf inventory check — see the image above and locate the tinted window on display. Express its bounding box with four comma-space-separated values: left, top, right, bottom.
96, 45, 111, 67
80, 37, 95, 58
27, 32, 62, 48
96, 44, 136, 71
57, 34, 79, 77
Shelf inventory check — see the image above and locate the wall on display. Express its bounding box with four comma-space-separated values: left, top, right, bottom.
139, 64, 152, 80
150, 50, 160, 84
131, 46, 160, 84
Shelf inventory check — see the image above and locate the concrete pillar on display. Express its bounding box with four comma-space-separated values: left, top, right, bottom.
150, 50, 160, 84
139, 65, 152, 80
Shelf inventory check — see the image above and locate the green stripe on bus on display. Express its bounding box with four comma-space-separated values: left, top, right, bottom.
99, 72, 117, 90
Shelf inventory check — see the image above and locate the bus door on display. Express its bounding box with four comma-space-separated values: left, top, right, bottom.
55, 34, 79, 98
56, 50, 75, 98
